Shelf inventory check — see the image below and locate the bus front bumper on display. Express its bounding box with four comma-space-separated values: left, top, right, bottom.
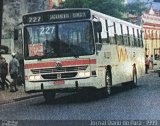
25, 77, 105, 93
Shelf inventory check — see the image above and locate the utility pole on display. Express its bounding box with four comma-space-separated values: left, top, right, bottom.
0, 0, 3, 45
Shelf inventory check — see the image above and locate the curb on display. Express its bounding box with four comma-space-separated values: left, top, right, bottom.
0, 93, 42, 105
14, 93, 42, 102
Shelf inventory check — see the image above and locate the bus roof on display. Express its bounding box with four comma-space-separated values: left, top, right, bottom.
90, 9, 141, 29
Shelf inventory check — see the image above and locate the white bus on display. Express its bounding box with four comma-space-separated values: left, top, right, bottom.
15, 8, 145, 102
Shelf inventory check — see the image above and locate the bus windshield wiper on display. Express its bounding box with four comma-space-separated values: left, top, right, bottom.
73, 54, 79, 58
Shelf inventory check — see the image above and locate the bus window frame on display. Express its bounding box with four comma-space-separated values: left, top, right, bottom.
141, 30, 144, 48
107, 20, 116, 45
137, 29, 141, 47
133, 28, 136, 47
127, 26, 131, 46
105, 20, 110, 44
113, 22, 117, 45
120, 24, 124, 45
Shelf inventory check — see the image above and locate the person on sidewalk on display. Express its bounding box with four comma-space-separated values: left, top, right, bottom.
9, 52, 20, 92
149, 55, 153, 70
145, 55, 150, 74
1, 57, 9, 90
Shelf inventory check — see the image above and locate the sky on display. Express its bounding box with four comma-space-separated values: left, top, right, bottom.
128, 0, 160, 10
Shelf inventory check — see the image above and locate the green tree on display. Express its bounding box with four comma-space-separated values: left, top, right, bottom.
59, 0, 126, 19
126, 0, 148, 16
58, 0, 148, 20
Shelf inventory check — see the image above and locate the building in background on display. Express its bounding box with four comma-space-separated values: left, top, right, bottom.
142, 7, 160, 57
1, 0, 49, 54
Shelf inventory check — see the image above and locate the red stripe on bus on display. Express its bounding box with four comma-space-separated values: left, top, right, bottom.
24, 59, 96, 69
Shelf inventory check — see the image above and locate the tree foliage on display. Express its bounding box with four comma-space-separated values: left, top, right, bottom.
127, 0, 148, 16
58, 0, 148, 20
59, 0, 126, 19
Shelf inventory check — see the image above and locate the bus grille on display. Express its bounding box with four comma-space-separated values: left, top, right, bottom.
31, 65, 88, 80
31, 65, 88, 74
41, 72, 77, 79
41, 74, 57, 79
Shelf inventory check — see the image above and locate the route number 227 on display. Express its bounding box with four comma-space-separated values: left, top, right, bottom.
40, 26, 55, 35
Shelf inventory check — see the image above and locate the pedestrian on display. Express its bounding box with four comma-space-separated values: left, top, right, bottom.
1, 57, 9, 90
9, 52, 20, 92
145, 55, 150, 74
149, 55, 153, 69
17, 57, 24, 86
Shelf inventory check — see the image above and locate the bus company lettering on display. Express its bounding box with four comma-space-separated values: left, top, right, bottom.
49, 12, 86, 21
116, 47, 128, 62
49, 13, 70, 20
72, 12, 86, 18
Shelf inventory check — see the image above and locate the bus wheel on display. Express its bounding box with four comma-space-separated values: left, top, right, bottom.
104, 69, 112, 96
132, 70, 137, 87
43, 90, 56, 103
158, 72, 160, 77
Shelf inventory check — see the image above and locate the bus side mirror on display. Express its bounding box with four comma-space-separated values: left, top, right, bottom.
14, 29, 19, 40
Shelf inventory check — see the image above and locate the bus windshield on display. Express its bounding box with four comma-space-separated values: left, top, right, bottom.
24, 21, 94, 59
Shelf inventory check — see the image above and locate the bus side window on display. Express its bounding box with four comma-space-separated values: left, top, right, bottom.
127, 26, 130, 46
108, 20, 116, 44
99, 18, 108, 43
123, 25, 129, 46
140, 30, 144, 47
113, 22, 117, 44
120, 24, 124, 45
137, 29, 141, 47
134, 28, 139, 47
129, 26, 134, 47
93, 21, 102, 43
133, 28, 136, 47
105, 20, 110, 43
115, 23, 123, 45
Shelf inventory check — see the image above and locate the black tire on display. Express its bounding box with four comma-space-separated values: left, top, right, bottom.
132, 70, 137, 87
43, 90, 56, 103
103, 69, 112, 97
158, 72, 160, 77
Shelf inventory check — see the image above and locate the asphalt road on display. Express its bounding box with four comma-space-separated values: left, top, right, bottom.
0, 72, 160, 121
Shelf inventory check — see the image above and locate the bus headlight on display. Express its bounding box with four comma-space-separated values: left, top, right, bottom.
78, 71, 91, 77
29, 75, 42, 81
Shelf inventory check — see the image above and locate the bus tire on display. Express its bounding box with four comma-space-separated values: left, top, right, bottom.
104, 69, 112, 97
158, 72, 160, 77
43, 90, 56, 103
132, 69, 137, 87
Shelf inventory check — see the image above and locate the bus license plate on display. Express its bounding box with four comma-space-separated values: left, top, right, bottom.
54, 80, 65, 85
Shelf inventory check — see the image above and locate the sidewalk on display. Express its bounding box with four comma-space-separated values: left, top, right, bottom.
0, 85, 42, 105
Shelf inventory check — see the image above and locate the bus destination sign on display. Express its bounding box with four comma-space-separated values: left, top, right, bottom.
23, 10, 91, 24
